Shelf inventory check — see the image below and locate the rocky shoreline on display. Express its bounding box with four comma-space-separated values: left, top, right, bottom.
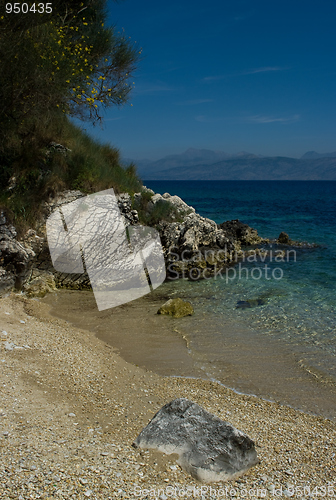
1, 189, 335, 495
0, 187, 271, 297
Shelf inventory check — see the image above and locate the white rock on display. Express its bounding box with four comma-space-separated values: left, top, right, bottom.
151, 193, 163, 204
4, 341, 15, 351
68, 413, 76, 417
84, 490, 92, 497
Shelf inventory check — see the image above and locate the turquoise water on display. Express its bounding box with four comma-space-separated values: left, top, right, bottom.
145, 181, 336, 398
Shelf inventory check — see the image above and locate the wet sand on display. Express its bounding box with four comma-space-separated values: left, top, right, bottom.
44, 288, 336, 421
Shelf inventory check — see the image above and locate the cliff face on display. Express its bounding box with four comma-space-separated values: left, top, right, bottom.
0, 213, 38, 295
0, 189, 266, 297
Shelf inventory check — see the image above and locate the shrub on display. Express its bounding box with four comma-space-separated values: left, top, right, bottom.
133, 195, 183, 226
0, 117, 142, 229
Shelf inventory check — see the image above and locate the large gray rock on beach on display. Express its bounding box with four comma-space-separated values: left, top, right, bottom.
133, 398, 258, 482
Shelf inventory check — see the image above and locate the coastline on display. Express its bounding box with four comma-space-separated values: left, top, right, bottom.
1, 292, 335, 498
44, 288, 336, 422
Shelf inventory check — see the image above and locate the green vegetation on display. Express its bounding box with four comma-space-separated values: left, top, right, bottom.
0, 116, 142, 228
0, 0, 142, 227
133, 192, 187, 226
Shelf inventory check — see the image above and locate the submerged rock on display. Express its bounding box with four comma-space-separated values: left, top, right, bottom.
236, 299, 266, 309
133, 398, 258, 482
157, 298, 194, 318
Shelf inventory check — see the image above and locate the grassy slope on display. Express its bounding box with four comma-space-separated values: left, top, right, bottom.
0, 116, 183, 234
0, 117, 143, 230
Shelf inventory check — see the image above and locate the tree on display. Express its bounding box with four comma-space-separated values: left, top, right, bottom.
0, 0, 140, 192
0, 0, 139, 138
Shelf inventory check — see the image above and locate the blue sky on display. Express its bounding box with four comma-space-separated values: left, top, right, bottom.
82, 0, 336, 160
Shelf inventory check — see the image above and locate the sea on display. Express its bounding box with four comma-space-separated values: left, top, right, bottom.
143, 180, 336, 418
46, 180, 336, 420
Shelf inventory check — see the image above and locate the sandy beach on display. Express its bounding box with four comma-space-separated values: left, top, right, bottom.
0, 291, 335, 499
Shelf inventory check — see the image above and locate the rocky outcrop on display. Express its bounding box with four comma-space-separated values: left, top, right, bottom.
117, 193, 139, 226
139, 191, 242, 279
158, 213, 232, 254
274, 231, 318, 248
36, 191, 140, 292
218, 219, 268, 246
133, 398, 258, 482
0, 212, 36, 294
0, 188, 268, 295
157, 298, 194, 318
278, 232, 291, 244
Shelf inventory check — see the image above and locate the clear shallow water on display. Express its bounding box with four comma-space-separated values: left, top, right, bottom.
145, 181, 336, 397
46, 181, 336, 419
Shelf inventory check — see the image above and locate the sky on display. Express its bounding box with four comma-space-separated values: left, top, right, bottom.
81, 0, 336, 160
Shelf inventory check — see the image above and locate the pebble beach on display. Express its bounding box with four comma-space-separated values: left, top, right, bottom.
0, 293, 335, 499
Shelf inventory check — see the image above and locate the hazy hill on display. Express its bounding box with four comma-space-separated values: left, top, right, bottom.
129, 149, 262, 178
300, 151, 336, 160
130, 149, 336, 180
125, 148, 234, 174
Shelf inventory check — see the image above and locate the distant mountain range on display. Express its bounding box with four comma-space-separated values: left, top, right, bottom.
126, 148, 336, 180
300, 150, 336, 160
